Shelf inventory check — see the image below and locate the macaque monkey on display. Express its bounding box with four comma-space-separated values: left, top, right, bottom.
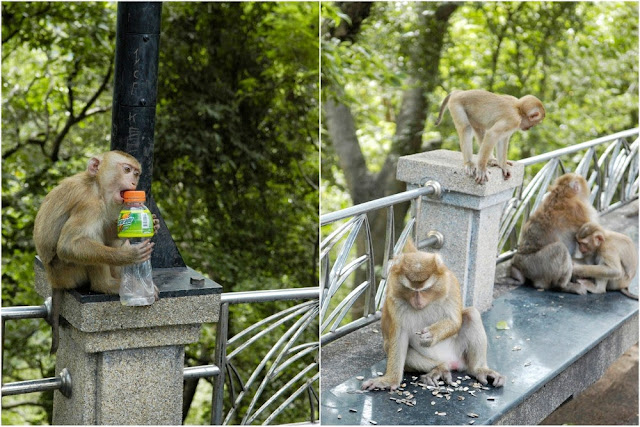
362, 241, 505, 391
34, 150, 159, 353
435, 89, 545, 184
572, 222, 638, 299
508, 173, 597, 295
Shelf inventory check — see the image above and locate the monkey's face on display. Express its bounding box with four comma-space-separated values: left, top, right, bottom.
392, 252, 444, 310
115, 162, 141, 203
577, 238, 594, 255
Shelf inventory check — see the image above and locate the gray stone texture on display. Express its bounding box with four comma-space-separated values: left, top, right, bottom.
35, 261, 222, 425
397, 150, 524, 311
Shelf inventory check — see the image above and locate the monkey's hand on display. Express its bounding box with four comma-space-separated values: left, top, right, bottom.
474, 166, 489, 184
417, 327, 435, 347
474, 368, 506, 388
152, 214, 160, 234
420, 365, 454, 387
123, 239, 155, 263
464, 161, 476, 177
361, 375, 401, 391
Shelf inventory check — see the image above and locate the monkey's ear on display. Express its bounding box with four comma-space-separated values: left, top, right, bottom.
528, 109, 542, 120
87, 157, 101, 176
389, 256, 404, 274
594, 232, 605, 245
568, 178, 583, 194
433, 253, 445, 274
404, 239, 418, 254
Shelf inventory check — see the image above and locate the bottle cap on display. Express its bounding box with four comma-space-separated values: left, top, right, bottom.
123, 190, 146, 203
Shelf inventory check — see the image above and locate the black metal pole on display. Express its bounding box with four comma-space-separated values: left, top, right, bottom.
111, 2, 185, 268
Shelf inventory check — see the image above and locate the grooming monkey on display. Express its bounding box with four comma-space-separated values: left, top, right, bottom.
436, 89, 545, 184
508, 173, 597, 295
572, 222, 638, 299
362, 241, 505, 390
34, 150, 159, 353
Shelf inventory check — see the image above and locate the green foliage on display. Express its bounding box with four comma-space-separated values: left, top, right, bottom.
3, 2, 318, 425
322, 1, 638, 211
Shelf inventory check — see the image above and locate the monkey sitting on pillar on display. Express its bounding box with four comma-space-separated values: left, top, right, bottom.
362, 241, 505, 391
34, 150, 159, 353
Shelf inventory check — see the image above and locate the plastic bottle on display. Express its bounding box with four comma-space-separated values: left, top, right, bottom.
117, 190, 156, 306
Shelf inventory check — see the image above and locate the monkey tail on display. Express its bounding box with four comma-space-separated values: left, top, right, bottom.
620, 287, 639, 300
49, 289, 62, 354
435, 92, 452, 126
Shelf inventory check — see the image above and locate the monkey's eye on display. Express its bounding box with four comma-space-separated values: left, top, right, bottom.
123, 165, 131, 173
133, 170, 140, 178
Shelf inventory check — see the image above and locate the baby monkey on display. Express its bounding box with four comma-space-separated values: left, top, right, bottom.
362, 241, 505, 391
573, 222, 638, 299
436, 89, 545, 184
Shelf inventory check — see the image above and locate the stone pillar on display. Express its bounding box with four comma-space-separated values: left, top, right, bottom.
397, 150, 524, 311
35, 260, 222, 425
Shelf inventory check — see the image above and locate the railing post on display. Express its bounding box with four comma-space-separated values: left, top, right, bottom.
397, 150, 524, 311
211, 302, 229, 425
34, 259, 222, 424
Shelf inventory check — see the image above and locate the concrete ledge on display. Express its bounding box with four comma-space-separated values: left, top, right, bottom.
397, 150, 525, 198
320, 286, 638, 425
34, 260, 222, 332
67, 323, 202, 352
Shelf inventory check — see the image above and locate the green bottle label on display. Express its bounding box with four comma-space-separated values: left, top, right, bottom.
117, 208, 154, 238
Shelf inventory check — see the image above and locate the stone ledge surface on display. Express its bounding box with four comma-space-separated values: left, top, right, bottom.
34, 261, 222, 332
320, 285, 638, 425
397, 150, 525, 198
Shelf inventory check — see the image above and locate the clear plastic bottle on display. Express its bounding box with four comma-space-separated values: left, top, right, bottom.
117, 191, 156, 306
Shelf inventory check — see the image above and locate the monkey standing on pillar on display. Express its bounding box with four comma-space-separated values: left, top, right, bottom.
436, 89, 545, 184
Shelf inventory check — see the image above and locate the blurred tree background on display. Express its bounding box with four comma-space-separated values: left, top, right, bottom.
2, 2, 318, 424
320, 1, 638, 320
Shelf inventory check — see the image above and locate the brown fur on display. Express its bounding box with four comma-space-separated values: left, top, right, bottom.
436, 89, 545, 184
573, 222, 638, 299
509, 173, 598, 294
362, 241, 504, 391
34, 150, 155, 353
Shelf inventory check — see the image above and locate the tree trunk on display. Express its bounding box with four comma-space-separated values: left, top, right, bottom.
323, 2, 459, 318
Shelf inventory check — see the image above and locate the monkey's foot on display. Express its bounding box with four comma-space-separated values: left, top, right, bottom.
577, 279, 603, 294
472, 368, 506, 388
563, 281, 588, 295
361, 375, 401, 391
420, 366, 454, 387
153, 284, 160, 301
417, 327, 435, 347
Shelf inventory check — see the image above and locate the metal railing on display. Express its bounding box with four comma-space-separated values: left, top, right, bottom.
498, 128, 639, 262
320, 128, 639, 344
320, 181, 443, 345
211, 288, 319, 425
1, 287, 320, 425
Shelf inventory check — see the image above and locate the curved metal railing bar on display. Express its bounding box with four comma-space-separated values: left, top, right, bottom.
498, 129, 639, 262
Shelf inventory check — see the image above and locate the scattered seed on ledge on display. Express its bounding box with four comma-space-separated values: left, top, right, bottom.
349, 408, 357, 413
512, 346, 522, 351
356, 376, 364, 380
467, 413, 479, 418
